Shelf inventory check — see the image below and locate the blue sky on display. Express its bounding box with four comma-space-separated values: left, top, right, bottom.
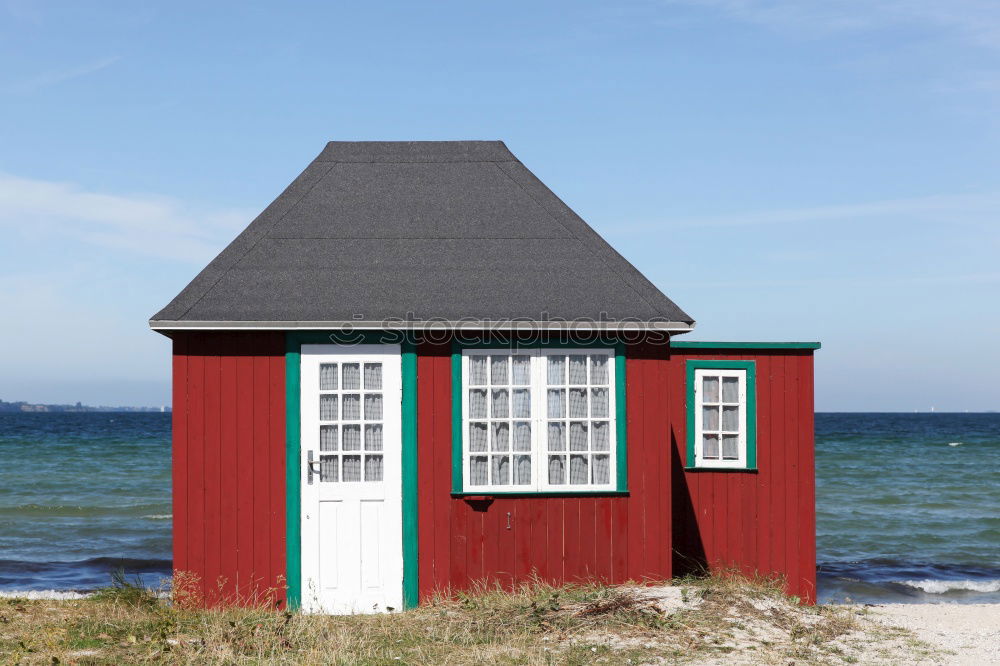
1, 1, 998, 411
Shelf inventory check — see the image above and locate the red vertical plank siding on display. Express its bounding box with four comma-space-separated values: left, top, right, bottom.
171, 335, 189, 581
415, 340, 675, 601
252, 347, 271, 600
670, 349, 817, 603
202, 338, 222, 605
801, 356, 817, 602
218, 347, 238, 603
173, 333, 813, 608
186, 339, 206, 601
171, 332, 286, 608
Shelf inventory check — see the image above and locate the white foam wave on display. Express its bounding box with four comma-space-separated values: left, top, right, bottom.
947, 442, 962, 447
0, 590, 91, 600
141, 514, 172, 520
898, 579, 1000, 594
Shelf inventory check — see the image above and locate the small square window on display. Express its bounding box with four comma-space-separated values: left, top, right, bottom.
687, 361, 756, 470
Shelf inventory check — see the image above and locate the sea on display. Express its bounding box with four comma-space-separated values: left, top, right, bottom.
0, 412, 997, 604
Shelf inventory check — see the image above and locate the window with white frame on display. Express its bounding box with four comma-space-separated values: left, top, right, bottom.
461, 349, 618, 492
691, 367, 751, 469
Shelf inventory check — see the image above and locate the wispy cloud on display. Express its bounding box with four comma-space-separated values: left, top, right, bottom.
613, 191, 1000, 231
3, 56, 120, 95
665, 0, 1000, 48
0, 173, 250, 263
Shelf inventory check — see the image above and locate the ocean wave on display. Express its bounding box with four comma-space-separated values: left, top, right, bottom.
897, 579, 1000, 594
141, 514, 172, 520
0, 503, 170, 517
0, 590, 90, 600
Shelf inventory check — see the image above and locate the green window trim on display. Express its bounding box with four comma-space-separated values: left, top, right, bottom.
672, 341, 820, 350
685, 359, 757, 471
284, 330, 419, 610
450, 339, 628, 494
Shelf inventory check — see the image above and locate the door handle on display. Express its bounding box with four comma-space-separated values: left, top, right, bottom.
307, 450, 316, 485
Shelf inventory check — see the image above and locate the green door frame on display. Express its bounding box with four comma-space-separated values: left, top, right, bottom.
284, 331, 418, 610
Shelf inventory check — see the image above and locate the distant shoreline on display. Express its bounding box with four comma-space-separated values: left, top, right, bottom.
0, 401, 169, 413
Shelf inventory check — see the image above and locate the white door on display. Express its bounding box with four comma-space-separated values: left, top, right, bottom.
300, 344, 403, 613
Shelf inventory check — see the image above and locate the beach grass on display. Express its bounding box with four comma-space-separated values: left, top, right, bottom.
0, 573, 932, 665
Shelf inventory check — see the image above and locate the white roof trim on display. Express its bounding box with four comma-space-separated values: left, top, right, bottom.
149, 319, 696, 333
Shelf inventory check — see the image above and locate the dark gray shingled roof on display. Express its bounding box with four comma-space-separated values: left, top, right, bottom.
150, 141, 694, 330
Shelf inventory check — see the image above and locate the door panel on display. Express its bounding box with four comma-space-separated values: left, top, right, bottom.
301, 344, 402, 613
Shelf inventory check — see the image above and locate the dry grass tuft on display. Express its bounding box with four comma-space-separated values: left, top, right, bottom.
0, 573, 937, 665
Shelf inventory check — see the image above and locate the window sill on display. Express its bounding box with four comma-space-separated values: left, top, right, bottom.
684, 466, 758, 473
451, 490, 629, 498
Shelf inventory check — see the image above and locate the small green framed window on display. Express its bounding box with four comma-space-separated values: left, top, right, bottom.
686, 360, 757, 470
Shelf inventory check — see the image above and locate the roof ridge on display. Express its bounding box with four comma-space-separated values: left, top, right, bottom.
315, 140, 516, 163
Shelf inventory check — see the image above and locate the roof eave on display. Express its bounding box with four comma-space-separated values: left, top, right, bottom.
149, 319, 696, 333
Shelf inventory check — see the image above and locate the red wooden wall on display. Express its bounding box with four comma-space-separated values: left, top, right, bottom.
669, 348, 817, 602
171, 331, 287, 607
168, 333, 815, 608
415, 341, 675, 600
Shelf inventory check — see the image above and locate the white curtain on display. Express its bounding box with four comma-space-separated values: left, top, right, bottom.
591, 388, 609, 418
491, 422, 509, 451
365, 454, 384, 482
365, 424, 383, 451
512, 355, 530, 385
512, 389, 530, 418
547, 389, 565, 418
548, 455, 565, 484
590, 355, 608, 384
469, 389, 487, 419
320, 455, 339, 482
592, 454, 610, 484
320, 395, 338, 421
364, 393, 383, 420
364, 363, 382, 390
722, 376, 739, 403
592, 422, 609, 451
320, 363, 338, 390
320, 425, 338, 451
570, 421, 588, 451
490, 356, 508, 384
547, 355, 565, 385
491, 389, 509, 418
342, 363, 361, 390
722, 435, 739, 460
513, 422, 531, 451
703, 376, 719, 402
469, 356, 487, 385
547, 422, 565, 450
514, 455, 531, 485
342, 425, 361, 451
491, 455, 510, 485
722, 406, 739, 431
469, 423, 488, 452
342, 394, 360, 420
568, 355, 588, 384
342, 455, 362, 482
470, 456, 488, 485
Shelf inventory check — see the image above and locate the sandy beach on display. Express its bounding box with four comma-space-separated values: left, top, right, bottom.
867, 603, 1000, 665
